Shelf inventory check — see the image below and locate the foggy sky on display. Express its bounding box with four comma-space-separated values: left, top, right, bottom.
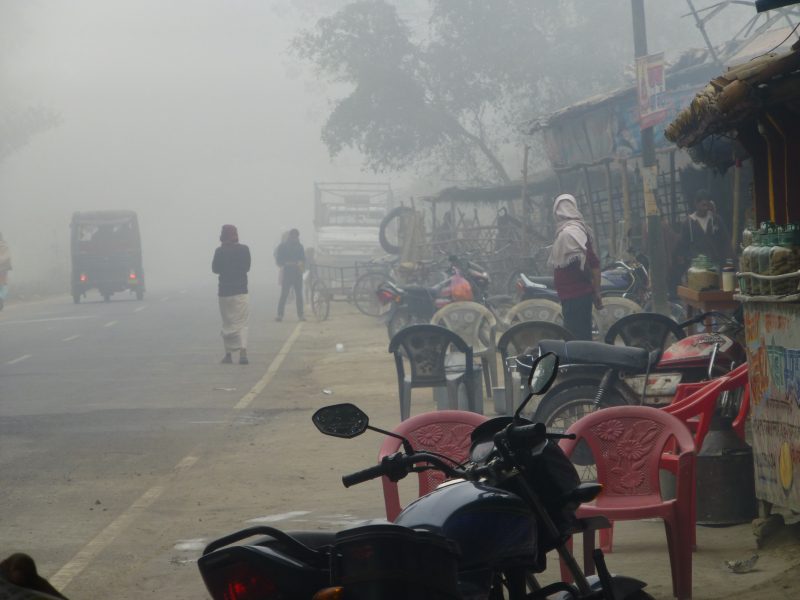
0, 0, 757, 292
0, 0, 370, 289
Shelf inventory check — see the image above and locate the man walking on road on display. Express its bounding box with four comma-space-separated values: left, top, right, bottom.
212, 224, 251, 364
275, 228, 305, 322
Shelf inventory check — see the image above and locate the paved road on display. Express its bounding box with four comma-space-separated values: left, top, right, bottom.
0, 283, 305, 598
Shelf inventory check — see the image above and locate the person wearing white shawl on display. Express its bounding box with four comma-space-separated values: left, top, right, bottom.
548, 194, 602, 340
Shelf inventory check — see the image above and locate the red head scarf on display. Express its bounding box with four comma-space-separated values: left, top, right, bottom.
220, 224, 238, 244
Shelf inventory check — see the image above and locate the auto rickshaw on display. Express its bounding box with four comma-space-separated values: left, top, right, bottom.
70, 210, 145, 303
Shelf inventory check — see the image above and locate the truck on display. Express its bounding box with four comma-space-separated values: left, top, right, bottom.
312, 182, 392, 266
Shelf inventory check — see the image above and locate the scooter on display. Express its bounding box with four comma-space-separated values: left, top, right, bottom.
528, 310, 746, 433
197, 353, 652, 599
378, 255, 513, 338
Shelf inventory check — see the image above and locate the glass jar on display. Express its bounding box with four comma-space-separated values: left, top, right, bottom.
756, 229, 774, 295
739, 230, 756, 295
688, 255, 719, 291
772, 225, 800, 295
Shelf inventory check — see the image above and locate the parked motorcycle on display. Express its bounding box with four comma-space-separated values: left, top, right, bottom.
197, 353, 653, 599
528, 310, 746, 434
378, 254, 514, 338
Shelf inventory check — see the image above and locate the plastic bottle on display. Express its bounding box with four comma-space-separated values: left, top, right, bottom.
722, 259, 736, 292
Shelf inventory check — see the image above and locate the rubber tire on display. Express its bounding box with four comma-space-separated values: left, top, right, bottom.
352, 272, 387, 317
387, 308, 426, 340
506, 269, 524, 295
310, 280, 330, 321
507, 298, 563, 325
534, 384, 628, 435
379, 206, 415, 255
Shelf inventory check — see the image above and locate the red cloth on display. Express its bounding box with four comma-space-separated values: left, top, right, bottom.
554, 239, 600, 300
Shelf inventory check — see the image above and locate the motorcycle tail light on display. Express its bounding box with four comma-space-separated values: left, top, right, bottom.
376, 289, 395, 304
205, 562, 281, 600
129, 271, 137, 280
312, 588, 345, 600
79, 273, 88, 282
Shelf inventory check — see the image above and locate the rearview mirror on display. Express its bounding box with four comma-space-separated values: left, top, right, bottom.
528, 352, 559, 395
312, 403, 369, 438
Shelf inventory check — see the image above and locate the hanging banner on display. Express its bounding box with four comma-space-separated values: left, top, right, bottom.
636, 52, 668, 129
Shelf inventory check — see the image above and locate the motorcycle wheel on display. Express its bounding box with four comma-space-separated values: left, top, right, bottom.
387, 308, 425, 339
534, 385, 627, 481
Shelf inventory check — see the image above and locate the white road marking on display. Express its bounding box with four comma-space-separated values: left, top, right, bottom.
50, 484, 167, 590
133, 306, 147, 313
247, 511, 311, 523
62, 335, 81, 342
0, 316, 94, 326
51, 448, 203, 589
103, 320, 118, 328
234, 322, 304, 411
179, 289, 188, 294
6, 354, 32, 365
160, 296, 171, 302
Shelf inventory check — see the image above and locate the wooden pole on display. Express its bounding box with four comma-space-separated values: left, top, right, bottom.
604, 161, 616, 259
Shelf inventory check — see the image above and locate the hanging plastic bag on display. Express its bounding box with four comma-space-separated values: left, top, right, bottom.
449, 272, 474, 301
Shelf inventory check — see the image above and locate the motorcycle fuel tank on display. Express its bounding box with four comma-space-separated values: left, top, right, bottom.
394, 480, 537, 569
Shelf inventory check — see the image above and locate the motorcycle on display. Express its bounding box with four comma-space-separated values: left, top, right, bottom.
197, 353, 652, 599
378, 254, 514, 338
527, 310, 746, 433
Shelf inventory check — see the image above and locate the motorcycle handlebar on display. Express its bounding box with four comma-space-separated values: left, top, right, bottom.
342, 463, 388, 488
679, 310, 737, 329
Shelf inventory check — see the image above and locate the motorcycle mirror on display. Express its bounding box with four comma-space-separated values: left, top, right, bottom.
312, 403, 369, 439
513, 352, 560, 420
528, 352, 559, 394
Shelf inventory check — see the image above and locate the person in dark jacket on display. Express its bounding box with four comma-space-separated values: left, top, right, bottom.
212, 224, 251, 364
548, 194, 602, 341
274, 228, 305, 321
677, 189, 731, 270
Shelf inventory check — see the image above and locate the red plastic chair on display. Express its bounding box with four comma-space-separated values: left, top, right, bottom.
664, 363, 750, 451
378, 410, 488, 521
559, 406, 695, 600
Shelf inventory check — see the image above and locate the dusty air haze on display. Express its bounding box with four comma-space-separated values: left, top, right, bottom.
0, 0, 369, 292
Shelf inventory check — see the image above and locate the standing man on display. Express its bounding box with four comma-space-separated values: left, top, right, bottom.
275, 228, 305, 322
548, 194, 602, 341
212, 224, 251, 365
677, 189, 731, 273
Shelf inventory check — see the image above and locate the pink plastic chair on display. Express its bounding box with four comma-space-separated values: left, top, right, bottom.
378, 410, 488, 521
559, 406, 696, 600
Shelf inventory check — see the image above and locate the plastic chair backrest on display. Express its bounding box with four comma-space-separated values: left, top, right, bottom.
497, 320, 574, 361
561, 406, 695, 499
431, 301, 496, 353
664, 363, 750, 449
604, 312, 686, 352
388, 324, 472, 386
378, 410, 489, 521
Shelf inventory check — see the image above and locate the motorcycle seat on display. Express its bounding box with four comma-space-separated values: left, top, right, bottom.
538, 340, 655, 373
521, 274, 554, 288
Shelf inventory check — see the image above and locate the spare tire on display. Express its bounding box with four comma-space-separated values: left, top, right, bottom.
379, 206, 416, 255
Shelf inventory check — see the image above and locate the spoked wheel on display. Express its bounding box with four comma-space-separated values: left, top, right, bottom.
352, 272, 387, 317
534, 385, 627, 481
310, 280, 331, 321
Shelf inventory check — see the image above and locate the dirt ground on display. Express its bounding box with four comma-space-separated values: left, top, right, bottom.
51, 303, 800, 599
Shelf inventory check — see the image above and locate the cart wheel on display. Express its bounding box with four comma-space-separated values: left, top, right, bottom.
352, 272, 387, 317
310, 280, 331, 321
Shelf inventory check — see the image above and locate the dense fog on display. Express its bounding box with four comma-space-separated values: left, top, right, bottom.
0, 0, 755, 294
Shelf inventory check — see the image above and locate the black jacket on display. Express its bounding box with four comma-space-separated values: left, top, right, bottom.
212, 243, 251, 296
275, 239, 305, 269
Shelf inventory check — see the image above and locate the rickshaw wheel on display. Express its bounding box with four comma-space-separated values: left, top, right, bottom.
310, 280, 330, 321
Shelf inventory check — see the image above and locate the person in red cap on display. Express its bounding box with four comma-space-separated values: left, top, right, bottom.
212, 225, 251, 364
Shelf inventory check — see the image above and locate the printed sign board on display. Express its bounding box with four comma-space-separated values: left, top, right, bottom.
636, 52, 668, 129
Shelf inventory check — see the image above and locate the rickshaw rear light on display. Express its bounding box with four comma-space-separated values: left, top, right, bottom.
79, 274, 88, 282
